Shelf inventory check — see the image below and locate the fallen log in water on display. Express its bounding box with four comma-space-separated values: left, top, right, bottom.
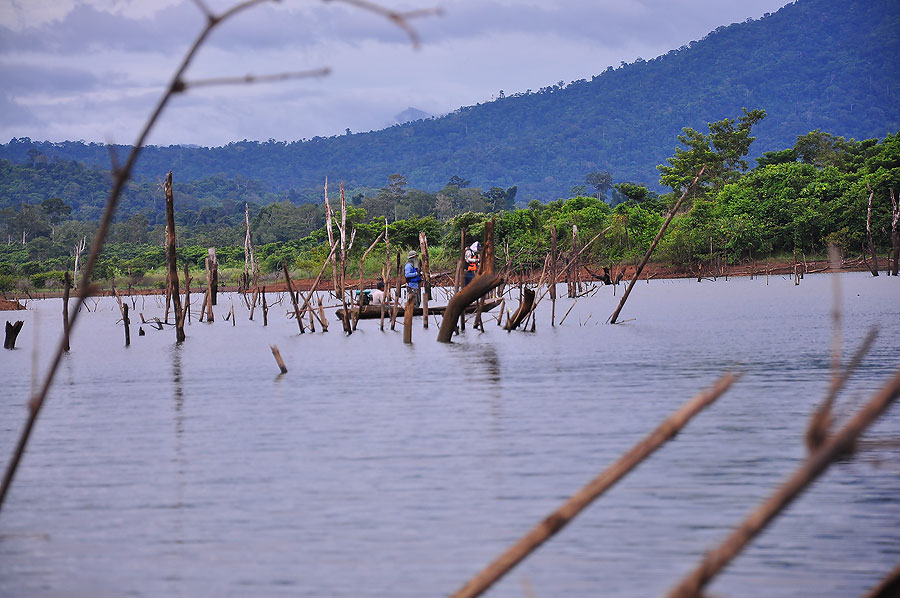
437, 274, 504, 343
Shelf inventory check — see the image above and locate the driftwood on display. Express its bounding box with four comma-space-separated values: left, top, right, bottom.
609, 165, 705, 324
668, 367, 900, 598
452, 372, 741, 598
437, 274, 504, 343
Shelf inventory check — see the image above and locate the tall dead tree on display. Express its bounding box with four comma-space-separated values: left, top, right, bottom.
381, 218, 390, 330
164, 170, 185, 342
62, 272, 71, 352
481, 218, 496, 276
865, 183, 879, 276
550, 225, 557, 326
243, 202, 258, 289
324, 178, 340, 300
71, 237, 86, 291
338, 183, 355, 334
204, 252, 215, 322
890, 188, 899, 276
419, 232, 431, 329
208, 247, 219, 305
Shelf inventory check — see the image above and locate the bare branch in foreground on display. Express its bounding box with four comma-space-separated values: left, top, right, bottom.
451, 372, 742, 598
668, 366, 900, 598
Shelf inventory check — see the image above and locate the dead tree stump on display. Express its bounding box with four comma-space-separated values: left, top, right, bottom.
4, 320, 24, 349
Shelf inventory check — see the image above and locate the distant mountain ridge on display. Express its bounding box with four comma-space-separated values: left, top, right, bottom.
1, 0, 897, 201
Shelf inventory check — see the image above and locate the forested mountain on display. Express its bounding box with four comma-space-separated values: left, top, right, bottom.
1, 0, 897, 200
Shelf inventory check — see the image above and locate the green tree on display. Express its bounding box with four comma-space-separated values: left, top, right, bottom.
585, 170, 613, 200
41, 197, 72, 235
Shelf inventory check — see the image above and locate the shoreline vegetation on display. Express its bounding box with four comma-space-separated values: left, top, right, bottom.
0, 253, 882, 310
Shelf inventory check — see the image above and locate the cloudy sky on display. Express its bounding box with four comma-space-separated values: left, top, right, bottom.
1, 0, 790, 147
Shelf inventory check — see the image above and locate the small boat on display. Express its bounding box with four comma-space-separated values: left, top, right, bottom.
336, 297, 503, 322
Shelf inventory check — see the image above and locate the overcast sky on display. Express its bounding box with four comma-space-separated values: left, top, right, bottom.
1, 0, 791, 147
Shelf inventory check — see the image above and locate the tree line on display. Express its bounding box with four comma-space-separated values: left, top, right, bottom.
1, 118, 898, 293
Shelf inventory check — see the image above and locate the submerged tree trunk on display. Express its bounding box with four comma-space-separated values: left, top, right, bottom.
164, 170, 185, 342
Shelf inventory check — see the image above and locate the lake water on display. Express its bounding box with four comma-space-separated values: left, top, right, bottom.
1, 272, 899, 598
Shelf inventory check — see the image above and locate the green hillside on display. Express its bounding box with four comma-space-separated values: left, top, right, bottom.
1, 0, 897, 200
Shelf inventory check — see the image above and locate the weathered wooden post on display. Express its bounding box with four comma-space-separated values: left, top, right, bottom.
403, 295, 414, 344
164, 170, 185, 342
62, 272, 71, 351
381, 218, 390, 331
262, 286, 268, 326
4, 321, 24, 349
419, 231, 431, 329
270, 345, 287, 374
482, 217, 496, 276
207, 247, 219, 304
122, 304, 131, 346
204, 254, 215, 322
550, 225, 557, 326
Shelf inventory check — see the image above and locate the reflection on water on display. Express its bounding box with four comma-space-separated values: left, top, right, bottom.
1, 272, 899, 598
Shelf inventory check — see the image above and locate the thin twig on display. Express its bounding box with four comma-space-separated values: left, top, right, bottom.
329, 0, 442, 47
184, 67, 331, 89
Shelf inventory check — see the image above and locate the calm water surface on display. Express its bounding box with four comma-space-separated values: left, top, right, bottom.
1, 272, 899, 597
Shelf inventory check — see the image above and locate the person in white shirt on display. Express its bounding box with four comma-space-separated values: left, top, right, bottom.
370, 280, 385, 305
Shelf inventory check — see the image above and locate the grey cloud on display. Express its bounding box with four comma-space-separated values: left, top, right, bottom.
0, 2, 201, 55
0, 62, 102, 94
